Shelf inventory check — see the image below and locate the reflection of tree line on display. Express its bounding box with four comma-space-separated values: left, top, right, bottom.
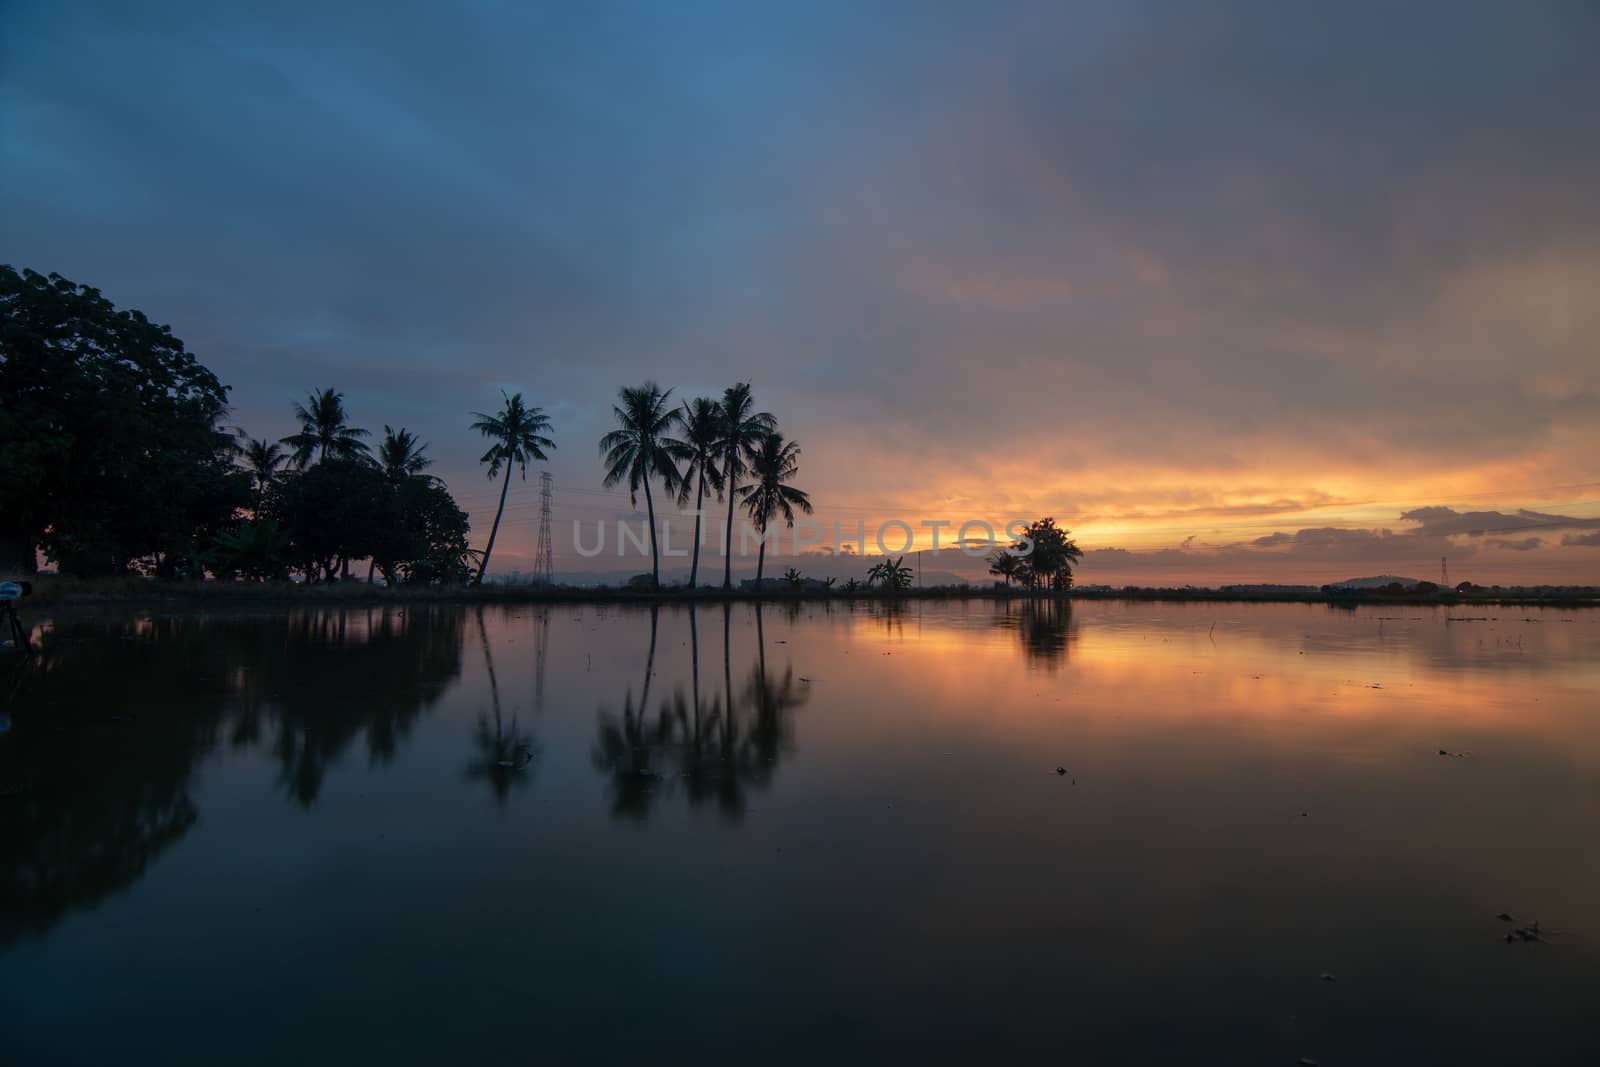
997, 598, 1076, 665
593, 604, 808, 821
2, 598, 1043, 949
0, 608, 463, 948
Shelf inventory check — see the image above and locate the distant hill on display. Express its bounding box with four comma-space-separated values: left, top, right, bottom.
1328, 575, 1425, 589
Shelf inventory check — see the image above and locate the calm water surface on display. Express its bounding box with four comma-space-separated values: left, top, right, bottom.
4, 600, 1599, 1064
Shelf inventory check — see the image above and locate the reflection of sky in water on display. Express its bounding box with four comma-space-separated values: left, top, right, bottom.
3, 602, 1598, 1065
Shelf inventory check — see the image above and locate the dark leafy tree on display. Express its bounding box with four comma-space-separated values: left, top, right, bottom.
1012, 517, 1083, 592
1, 265, 248, 576
387, 477, 473, 586
204, 519, 291, 581
470, 391, 554, 585
269, 458, 396, 582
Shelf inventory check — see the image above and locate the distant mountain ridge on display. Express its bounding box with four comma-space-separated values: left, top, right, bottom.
1328, 575, 1426, 589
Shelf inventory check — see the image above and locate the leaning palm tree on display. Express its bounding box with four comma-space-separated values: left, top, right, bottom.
236, 433, 286, 506
739, 432, 812, 585
676, 397, 725, 588
470, 391, 555, 585
716, 383, 776, 590
377, 425, 431, 481
280, 387, 371, 468
600, 382, 685, 586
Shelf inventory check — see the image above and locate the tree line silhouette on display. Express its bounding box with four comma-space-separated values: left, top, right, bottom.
4, 264, 1082, 591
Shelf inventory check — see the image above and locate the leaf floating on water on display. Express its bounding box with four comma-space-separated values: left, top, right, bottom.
1497, 912, 1514, 922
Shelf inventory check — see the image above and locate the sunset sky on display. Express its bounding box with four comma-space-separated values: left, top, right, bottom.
4, 2, 1597, 584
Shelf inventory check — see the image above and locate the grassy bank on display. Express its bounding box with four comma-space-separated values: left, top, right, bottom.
11, 575, 1599, 609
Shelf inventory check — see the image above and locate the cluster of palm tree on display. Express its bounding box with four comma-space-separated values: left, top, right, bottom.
230, 388, 465, 582
988, 517, 1084, 593
231, 383, 815, 589
597, 381, 811, 588
239, 387, 435, 502
591, 602, 808, 821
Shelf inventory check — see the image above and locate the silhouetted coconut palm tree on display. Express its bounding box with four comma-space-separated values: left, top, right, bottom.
377, 425, 431, 481
237, 434, 286, 506
470, 391, 555, 585
716, 383, 776, 590
988, 549, 1023, 588
281, 388, 370, 468
600, 382, 685, 586
740, 433, 812, 584
677, 397, 725, 588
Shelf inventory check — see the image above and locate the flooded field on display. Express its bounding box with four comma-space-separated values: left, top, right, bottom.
4, 600, 1598, 1064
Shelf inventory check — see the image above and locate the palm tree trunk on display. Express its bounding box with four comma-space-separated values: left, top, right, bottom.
722, 473, 738, 590
722, 601, 733, 728
688, 469, 705, 589
643, 475, 660, 586
475, 464, 512, 585
755, 528, 768, 585
641, 606, 658, 711
755, 602, 766, 680
689, 605, 700, 714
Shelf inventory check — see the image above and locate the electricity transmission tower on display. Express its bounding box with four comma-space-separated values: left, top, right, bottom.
1440, 556, 1449, 587
534, 471, 554, 585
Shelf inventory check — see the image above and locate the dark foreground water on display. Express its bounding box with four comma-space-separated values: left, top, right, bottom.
3, 600, 1598, 1065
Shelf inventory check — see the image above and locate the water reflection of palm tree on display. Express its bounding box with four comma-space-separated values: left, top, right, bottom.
592, 604, 810, 823
592, 690, 677, 820
675, 609, 715, 792
592, 606, 676, 819
740, 661, 806, 791
463, 609, 534, 805
1005, 597, 1075, 665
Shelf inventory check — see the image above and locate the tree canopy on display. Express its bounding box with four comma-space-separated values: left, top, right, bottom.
1, 265, 248, 575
